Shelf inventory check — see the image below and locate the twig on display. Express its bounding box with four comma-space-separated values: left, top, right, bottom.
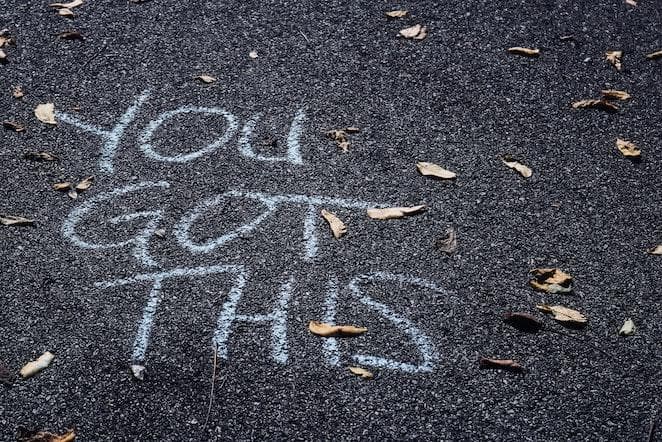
299, 30, 310, 43
203, 347, 218, 428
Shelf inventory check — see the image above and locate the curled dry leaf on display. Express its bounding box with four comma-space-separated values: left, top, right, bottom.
536, 304, 587, 324
49, 0, 83, 8
507, 47, 540, 57
478, 357, 524, 372
416, 161, 456, 179
35, 103, 57, 125
618, 318, 635, 336
385, 10, 408, 18
75, 175, 94, 191
249, 50, 258, 59
58, 8, 74, 17
398, 24, 427, 40
131, 364, 145, 380
529, 268, 573, 294
20, 351, 54, 378
321, 209, 347, 239
0, 215, 34, 226
645, 50, 662, 60
647, 245, 662, 255
601, 89, 630, 100
367, 205, 426, 220
605, 50, 623, 70
348, 366, 374, 379
615, 138, 640, 157
3, 120, 25, 132
435, 227, 457, 254
308, 321, 367, 337
58, 30, 83, 40
196, 74, 216, 84
16, 429, 76, 442
502, 157, 532, 178
571, 99, 618, 113
12, 85, 24, 98
503, 312, 543, 333
24, 151, 59, 162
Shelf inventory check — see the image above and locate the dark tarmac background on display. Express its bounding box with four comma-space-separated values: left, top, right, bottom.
1, 0, 661, 440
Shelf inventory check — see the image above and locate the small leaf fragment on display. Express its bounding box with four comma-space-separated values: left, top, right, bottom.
35, 103, 57, 125
601, 89, 630, 100
536, 304, 587, 324
58, 8, 75, 17
58, 30, 83, 40
385, 10, 408, 18
344, 127, 360, 133
367, 205, 426, 220
605, 50, 623, 70
326, 129, 354, 152
348, 366, 374, 379
24, 151, 59, 162
196, 74, 216, 84
625, 0, 637, 6
68, 189, 79, 200
416, 161, 456, 179
49, 0, 83, 8
16, 429, 76, 442
503, 312, 543, 333
20, 351, 54, 378
308, 321, 367, 337
12, 85, 24, 98
645, 50, 662, 60
399, 24, 427, 40
529, 268, 573, 294
647, 245, 662, 255
53, 182, 72, 191
75, 175, 94, 191
0, 215, 34, 226
478, 357, 524, 372
615, 138, 640, 157
3, 120, 25, 132
0, 49, 7, 62
502, 157, 532, 178
435, 227, 457, 254
249, 50, 258, 59
618, 318, 635, 336
507, 47, 540, 57
571, 99, 619, 112
131, 364, 145, 380
321, 209, 347, 239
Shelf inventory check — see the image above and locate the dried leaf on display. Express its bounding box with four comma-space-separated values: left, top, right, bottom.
435, 227, 457, 254
0, 359, 13, 385
385, 10, 408, 18
502, 157, 532, 178
625, 0, 637, 6
12, 85, 24, 98
348, 366, 374, 379
615, 138, 640, 157
529, 268, 573, 294
57, 8, 74, 17
75, 175, 94, 191
503, 312, 543, 333
416, 161, 456, 179
131, 364, 145, 380
196, 74, 216, 84
536, 304, 587, 324
3, 120, 25, 132
0, 215, 34, 226
618, 318, 635, 336
249, 50, 258, 59
507, 47, 540, 57
399, 24, 427, 40
413, 26, 428, 40
53, 182, 72, 191
647, 245, 662, 255
49, 0, 83, 8
344, 127, 360, 133
479, 357, 524, 372
321, 209, 347, 239
0, 30, 14, 48
16, 429, 76, 442
646, 50, 662, 60
24, 151, 59, 162
601, 89, 630, 100
326, 129, 351, 152
571, 99, 619, 112
367, 205, 426, 220
606, 50, 623, 70
58, 30, 83, 40
308, 321, 367, 337
35, 103, 57, 125
68, 189, 79, 200
20, 351, 54, 378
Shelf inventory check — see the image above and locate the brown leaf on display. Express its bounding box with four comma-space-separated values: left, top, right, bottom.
605, 50, 623, 70
502, 157, 532, 178
385, 10, 408, 18
536, 304, 587, 324
75, 175, 94, 191
308, 321, 367, 337
478, 357, 524, 372
646, 50, 662, 60
49, 0, 83, 8
615, 138, 640, 157
35, 103, 57, 125
20, 351, 54, 378
12, 85, 24, 98
0, 215, 34, 226
416, 161, 456, 179
571, 99, 619, 113
24, 151, 59, 162
601, 89, 630, 100
3, 120, 25, 132
53, 182, 72, 191
326, 129, 351, 152
399, 24, 427, 40
503, 312, 543, 333
529, 268, 573, 294
348, 366, 374, 379
16, 429, 76, 442
647, 245, 662, 255
58, 30, 83, 40
367, 205, 426, 220
57, 8, 75, 17
507, 47, 540, 57
321, 209, 347, 239
435, 227, 457, 254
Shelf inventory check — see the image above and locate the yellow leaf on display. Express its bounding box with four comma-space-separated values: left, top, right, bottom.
507, 47, 540, 57
35, 103, 57, 125
605, 50, 623, 70
645, 50, 662, 60
536, 304, 587, 324
385, 10, 408, 18
529, 268, 573, 294
20, 351, 55, 378
648, 245, 662, 255
416, 161, 456, 179
502, 158, 532, 178
367, 205, 426, 220
321, 209, 347, 239
571, 99, 619, 112
308, 321, 367, 337
615, 138, 640, 157
348, 366, 374, 379
399, 24, 427, 40
49, 0, 83, 8
601, 89, 630, 100
75, 175, 94, 191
